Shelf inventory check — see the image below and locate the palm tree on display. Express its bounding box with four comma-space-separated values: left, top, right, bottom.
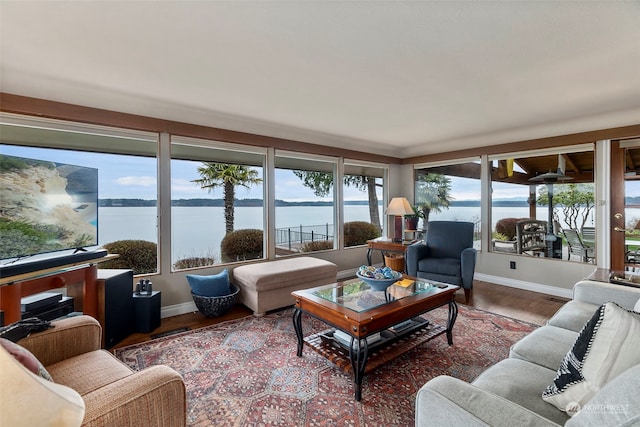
192, 163, 262, 234
415, 173, 453, 223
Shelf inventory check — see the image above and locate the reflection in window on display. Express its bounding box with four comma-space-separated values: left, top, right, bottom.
343, 161, 385, 247
490, 148, 595, 262
414, 160, 481, 245
171, 137, 265, 269
275, 152, 336, 256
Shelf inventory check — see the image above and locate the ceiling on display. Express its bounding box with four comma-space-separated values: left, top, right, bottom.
1, 1, 639, 159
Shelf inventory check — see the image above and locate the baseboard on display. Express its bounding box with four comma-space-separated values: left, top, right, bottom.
474, 273, 573, 299
161, 270, 573, 318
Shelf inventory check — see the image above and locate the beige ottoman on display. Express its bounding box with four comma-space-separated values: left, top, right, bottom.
232, 257, 337, 316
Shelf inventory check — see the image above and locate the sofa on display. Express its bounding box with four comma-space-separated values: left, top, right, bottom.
1, 315, 186, 426
415, 279, 640, 426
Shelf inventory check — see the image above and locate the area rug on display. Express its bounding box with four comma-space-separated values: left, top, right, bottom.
114, 305, 537, 427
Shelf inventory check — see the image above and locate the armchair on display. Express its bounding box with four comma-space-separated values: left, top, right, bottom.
406, 221, 477, 303
4, 315, 186, 427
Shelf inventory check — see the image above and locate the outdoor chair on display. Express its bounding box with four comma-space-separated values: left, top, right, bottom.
562, 228, 595, 263
406, 221, 477, 303
581, 226, 596, 247
515, 219, 548, 256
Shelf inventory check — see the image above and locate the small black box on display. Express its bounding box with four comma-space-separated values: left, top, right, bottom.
133, 291, 161, 333
21, 292, 62, 312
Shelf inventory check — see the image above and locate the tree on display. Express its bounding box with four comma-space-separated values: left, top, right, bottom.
192, 163, 262, 234
537, 183, 595, 231
292, 171, 382, 231
414, 173, 453, 223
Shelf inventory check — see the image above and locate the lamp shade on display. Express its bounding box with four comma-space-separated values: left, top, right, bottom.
386, 197, 414, 216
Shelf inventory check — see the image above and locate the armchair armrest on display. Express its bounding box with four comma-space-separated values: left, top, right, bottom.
18, 315, 101, 367
461, 247, 477, 289
416, 376, 560, 427
406, 242, 429, 277
573, 280, 640, 310
82, 365, 186, 427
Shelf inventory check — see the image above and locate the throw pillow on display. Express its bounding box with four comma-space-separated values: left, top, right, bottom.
186, 270, 231, 297
0, 338, 53, 381
542, 302, 640, 413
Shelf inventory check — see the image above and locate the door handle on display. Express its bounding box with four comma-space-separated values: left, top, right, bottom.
614, 226, 630, 233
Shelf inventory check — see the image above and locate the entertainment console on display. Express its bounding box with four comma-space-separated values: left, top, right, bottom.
0, 252, 117, 326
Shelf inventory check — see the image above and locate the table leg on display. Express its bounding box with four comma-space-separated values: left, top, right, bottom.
446, 300, 458, 345
292, 308, 304, 357
348, 336, 369, 401
366, 248, 373, 266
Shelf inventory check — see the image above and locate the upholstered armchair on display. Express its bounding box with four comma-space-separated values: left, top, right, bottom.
2, 315, 186, 427
406, 221, 477, 303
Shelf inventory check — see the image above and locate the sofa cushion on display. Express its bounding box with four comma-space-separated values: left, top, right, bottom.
233, 257, 336, 292
547, 299, 600, 332
186, 269, 231, 297
47, 350, 133, 396
565, 363, 640, 426
1, 337, 52, 381
542, 302, 640, 412
417, 257, 460, 277
509, 325, 578, 371
472, 358, 569, 426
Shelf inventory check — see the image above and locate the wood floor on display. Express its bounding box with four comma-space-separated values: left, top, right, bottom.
112, 280, 569, 350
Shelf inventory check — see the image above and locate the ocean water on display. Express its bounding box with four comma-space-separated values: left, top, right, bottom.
99, 205, 602, 264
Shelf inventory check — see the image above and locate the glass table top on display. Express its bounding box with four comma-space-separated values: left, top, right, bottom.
312, 278, 440, 312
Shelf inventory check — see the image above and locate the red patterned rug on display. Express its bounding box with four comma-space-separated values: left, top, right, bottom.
114, 305, 537, 426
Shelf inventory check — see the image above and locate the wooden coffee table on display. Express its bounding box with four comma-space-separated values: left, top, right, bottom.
292, 276, 459, 400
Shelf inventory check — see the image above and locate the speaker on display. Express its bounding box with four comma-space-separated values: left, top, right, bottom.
97, 269, 134, 349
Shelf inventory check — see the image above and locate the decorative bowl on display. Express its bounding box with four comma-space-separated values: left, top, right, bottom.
356, 270, 403, 291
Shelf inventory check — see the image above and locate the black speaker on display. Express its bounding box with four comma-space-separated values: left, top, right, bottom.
133, 291, 161, 333
97, 269, 134, 349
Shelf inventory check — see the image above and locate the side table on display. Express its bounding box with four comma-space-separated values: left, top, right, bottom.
366, 238, 416, 271
133, 290, 161, 333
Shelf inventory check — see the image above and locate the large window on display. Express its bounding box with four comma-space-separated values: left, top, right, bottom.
171, 137, 265, 269
489, 146, 595, 262
0, 113, 159, 274
343, 160, 385, 248
414, 159, 481, 245
275, 151, 336, 256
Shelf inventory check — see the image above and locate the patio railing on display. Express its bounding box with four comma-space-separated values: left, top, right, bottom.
275, 223, 334, 251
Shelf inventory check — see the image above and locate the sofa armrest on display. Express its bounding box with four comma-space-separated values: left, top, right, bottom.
406, 242, 429, 276
18, 315, 101, 367
416, 376, 560, 427
573, 280, 640, 310
81, 365, 186, 427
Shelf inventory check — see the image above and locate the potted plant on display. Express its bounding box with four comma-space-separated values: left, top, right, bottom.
404, 205, 425, 231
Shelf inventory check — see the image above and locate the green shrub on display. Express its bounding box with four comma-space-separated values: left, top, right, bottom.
344, 221, 380, 247
101, 240, 158, 275
495, 218, 524, 240
173, 256, 216, 270
220, 229, 263, 262
300, 240, 333, 252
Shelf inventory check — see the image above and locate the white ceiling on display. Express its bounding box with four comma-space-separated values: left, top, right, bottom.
1, 1, 639, 159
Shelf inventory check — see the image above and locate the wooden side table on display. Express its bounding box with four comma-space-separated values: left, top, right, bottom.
366, 238, 416, 269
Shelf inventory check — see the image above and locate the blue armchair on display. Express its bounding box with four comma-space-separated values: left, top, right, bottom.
406, 221, 477, 303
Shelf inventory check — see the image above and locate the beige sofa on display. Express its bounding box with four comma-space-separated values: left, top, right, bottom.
2, 315, 186, 427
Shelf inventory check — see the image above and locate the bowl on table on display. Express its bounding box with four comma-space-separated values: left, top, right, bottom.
356, 269, 403, 291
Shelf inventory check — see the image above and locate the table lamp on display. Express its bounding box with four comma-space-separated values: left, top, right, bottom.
386, 197, 414, 242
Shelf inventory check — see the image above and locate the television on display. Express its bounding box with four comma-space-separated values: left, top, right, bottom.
0, 153, 101, 271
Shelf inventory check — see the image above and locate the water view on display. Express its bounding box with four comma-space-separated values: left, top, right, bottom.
99, 205, 602, 265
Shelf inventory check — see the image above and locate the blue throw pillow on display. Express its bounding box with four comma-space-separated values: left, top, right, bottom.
186, 270, 231, 297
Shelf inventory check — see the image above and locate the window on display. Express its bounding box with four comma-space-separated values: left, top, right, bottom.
489, 145, 595, 261
414, 159, 481, 245
274, 151, 336, 255
171, 137, 265, 269
0, 113, 159, 274
343, 160, 385, 247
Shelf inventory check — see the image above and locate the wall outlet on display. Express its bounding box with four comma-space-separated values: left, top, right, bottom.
510, 261, 516, 269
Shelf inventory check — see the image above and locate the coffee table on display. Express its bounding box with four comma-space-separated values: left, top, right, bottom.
292, 276, 459, 400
